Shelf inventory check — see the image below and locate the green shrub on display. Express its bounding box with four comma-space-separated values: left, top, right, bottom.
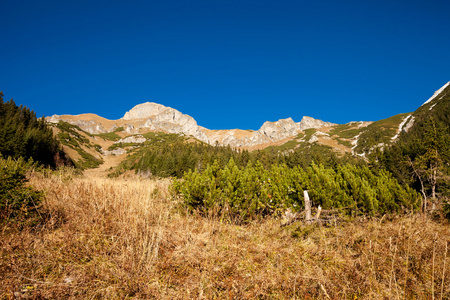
171, 159, 420, 222
442, 199, 450, 220
95, 132, 121, 141
0, 156, 43, 221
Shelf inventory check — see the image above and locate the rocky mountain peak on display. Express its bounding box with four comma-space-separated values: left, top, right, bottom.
299, 116, 335, 130
258, 118, 299, 141
122, 102, 169, 120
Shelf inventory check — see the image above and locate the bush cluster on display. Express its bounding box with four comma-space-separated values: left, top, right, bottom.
171, 159, 420, 222
0, 156, 43, 221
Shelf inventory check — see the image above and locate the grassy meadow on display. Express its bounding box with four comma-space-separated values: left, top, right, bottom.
1, 170, 449, 299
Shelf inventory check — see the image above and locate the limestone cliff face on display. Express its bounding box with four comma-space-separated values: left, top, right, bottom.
299, 116, 335, 130
123, 102, 209, 142
204, 116, 336, 148
259, 118, 299, 141
47, 115, 108, 134
47, 102, 336, 148
49, 102, 209, 143
122, 102, 167, 120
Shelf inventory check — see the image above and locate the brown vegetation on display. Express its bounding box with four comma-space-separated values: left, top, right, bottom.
1, 171, 449, 299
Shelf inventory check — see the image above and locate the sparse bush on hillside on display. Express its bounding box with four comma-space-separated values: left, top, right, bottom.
55, 121, 103, 169
329, 123, 365, 139
354, 113, 410, 155
55, 121, 92, 147
95, 131, 121, 141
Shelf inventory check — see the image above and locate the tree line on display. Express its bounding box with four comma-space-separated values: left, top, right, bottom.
0, 92, 68, 167
372, 90, 450, 216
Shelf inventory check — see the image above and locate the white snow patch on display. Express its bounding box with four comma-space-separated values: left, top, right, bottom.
356, 152, 366, 158
422, 81, 450, 106
351, 131, 364, 156
429, 103, 437, 111
391, 115, 411, 141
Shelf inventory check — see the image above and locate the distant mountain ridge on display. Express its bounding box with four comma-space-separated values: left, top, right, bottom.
48, 101, 338, 149
47, 81, 450, 154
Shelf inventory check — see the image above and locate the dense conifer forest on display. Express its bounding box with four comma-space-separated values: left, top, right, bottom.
0, 92, 66, 222
372, 88, 450, 216
0, 92, 66, 167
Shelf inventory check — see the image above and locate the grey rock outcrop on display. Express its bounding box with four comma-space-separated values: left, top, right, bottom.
122, 102, 167, 120
48, 115, 107, 134
308, 131, 331, 143
123, 102, 209, 143
255, 116, 335, 144
298, 116, 335, 131
258, 118, 299, 141
205, 116, 336, 148
115, 135, 146, 144
402, 116, 415, 133
102, 148, 126, 156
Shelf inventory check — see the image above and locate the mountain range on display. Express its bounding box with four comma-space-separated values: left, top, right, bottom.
47, 81, 450, 165
47, 102, 337, 149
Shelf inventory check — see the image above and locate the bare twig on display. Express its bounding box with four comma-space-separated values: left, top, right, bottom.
432, 233, 437, 300
320, 283, 331, 299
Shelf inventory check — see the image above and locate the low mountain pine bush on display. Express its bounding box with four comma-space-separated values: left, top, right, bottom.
171, 159, 420, 222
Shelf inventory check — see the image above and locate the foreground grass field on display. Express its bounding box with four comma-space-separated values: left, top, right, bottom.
1, 171, 449, 299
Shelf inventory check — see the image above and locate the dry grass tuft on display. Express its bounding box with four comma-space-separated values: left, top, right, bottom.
1, 171, 449, 299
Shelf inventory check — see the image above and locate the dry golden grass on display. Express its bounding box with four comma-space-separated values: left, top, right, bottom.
1, 171, 449, 299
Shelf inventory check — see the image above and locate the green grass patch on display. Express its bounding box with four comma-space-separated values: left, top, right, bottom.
303, 128, 316, 141
336, 138, 353, 148
94, 132, 121, 141
353, 113, 410, 154
329, 124, 365, 139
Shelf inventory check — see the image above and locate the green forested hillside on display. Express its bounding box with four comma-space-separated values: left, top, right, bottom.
113, 131, 361, 178
374, 84, 450, 214
354, 113, 411, 155
0, 92, 69, 222
0, 92, 66, 167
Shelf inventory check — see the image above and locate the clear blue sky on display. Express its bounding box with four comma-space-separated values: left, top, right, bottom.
1, 0, 449, 130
